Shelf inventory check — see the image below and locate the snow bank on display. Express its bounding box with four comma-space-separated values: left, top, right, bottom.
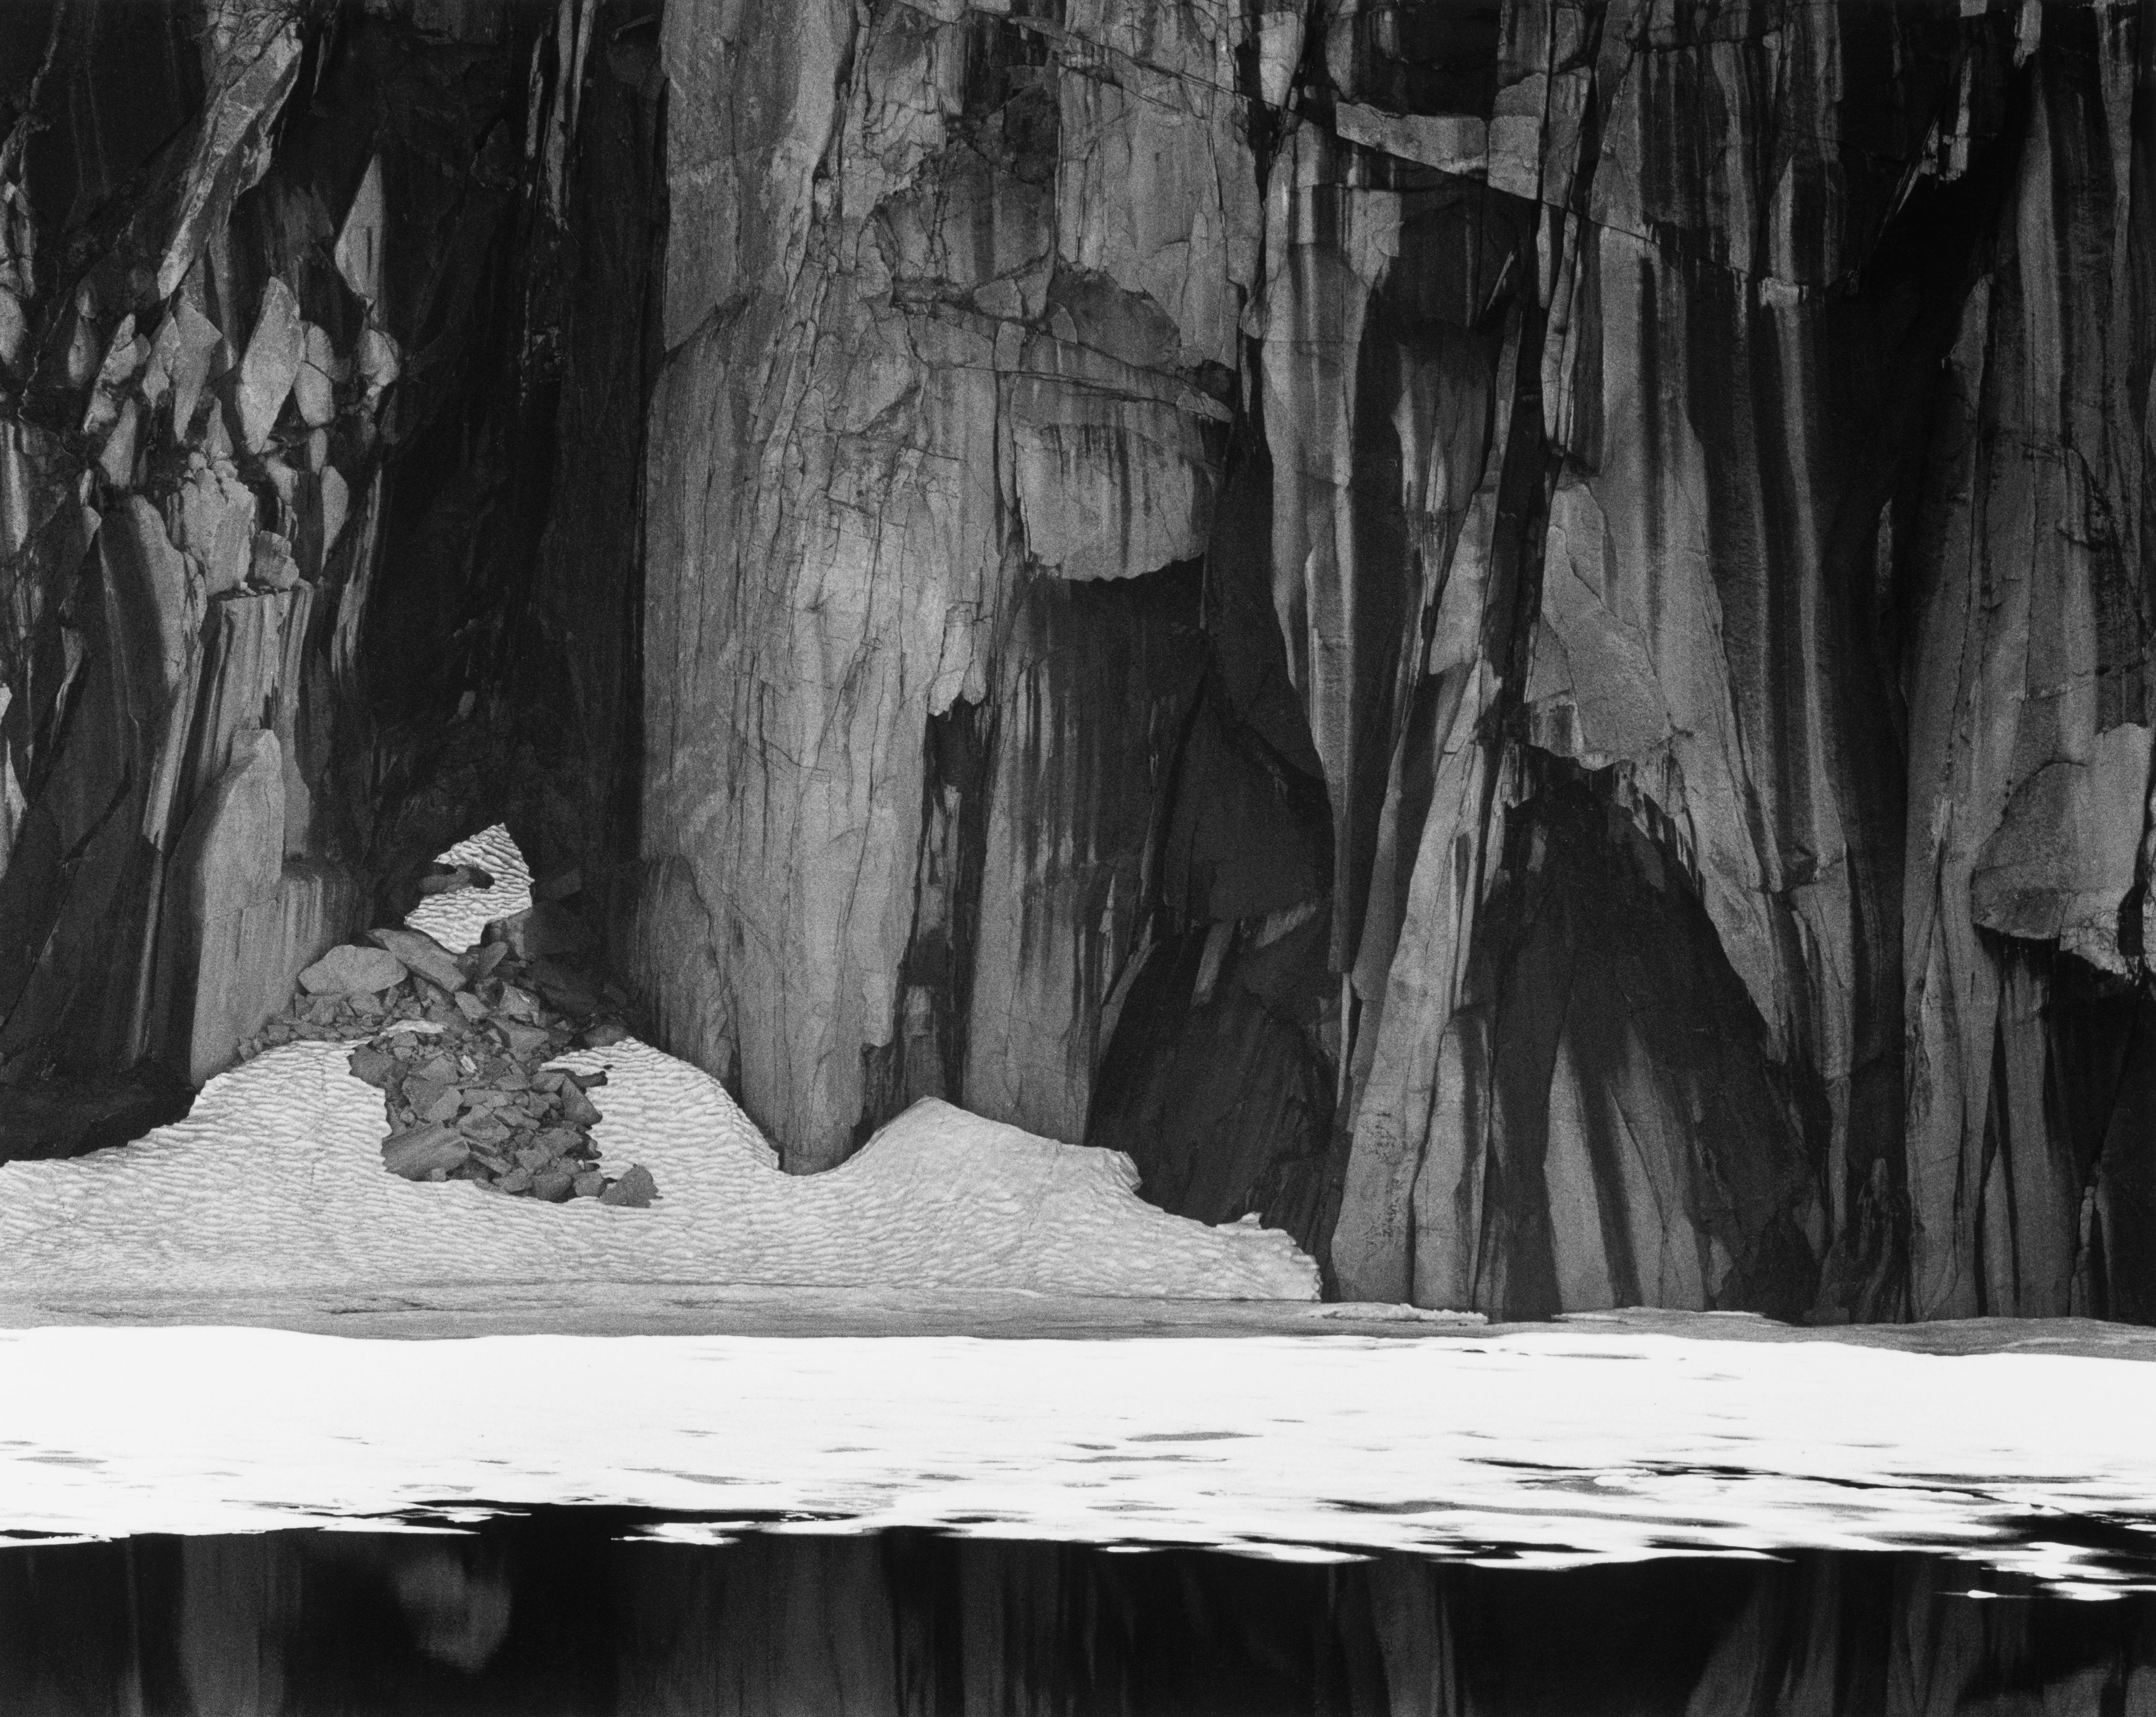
0, 1037, 1317, 1300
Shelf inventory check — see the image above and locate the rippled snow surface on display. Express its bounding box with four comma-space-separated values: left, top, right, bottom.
400, 824, 532, 952
0, 1037, 1315, 1299
4, 1326, 2156, 1592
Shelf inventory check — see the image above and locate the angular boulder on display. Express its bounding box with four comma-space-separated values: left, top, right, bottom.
597, 1164, 657, 1208
367, 926, 468, 993
382, 1121, 470, 1181
298, 945, 408, 997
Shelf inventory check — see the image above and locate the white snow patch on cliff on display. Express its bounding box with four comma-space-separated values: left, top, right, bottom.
402, 823, 532, 952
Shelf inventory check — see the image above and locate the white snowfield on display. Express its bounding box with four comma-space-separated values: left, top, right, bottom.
0, 1037, 1317, 1300
3, 1326, 2156, 1592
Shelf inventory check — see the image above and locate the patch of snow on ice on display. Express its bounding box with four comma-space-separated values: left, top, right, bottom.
0, 1039, 1317, 1300
1313, 1303, 1487, 1324
402, 824, 532, 952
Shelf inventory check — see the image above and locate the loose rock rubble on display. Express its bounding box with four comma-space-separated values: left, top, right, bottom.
239, 913, 659, 1207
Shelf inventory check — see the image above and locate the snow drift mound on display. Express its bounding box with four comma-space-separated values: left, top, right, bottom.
0, 1036, 1319, 1301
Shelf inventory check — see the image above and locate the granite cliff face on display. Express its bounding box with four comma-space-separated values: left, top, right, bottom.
635, 0, 2156, 1321
4, 0, 2152, 1322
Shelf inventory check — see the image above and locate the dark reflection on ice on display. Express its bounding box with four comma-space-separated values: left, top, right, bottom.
4, 1519, 2155, 1715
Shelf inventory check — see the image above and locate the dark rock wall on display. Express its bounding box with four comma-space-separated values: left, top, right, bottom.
6, 0, 2152, 1322
0, 0, 658, 1105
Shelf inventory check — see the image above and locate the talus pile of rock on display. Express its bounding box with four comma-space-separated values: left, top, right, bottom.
238, 896, 658, 1208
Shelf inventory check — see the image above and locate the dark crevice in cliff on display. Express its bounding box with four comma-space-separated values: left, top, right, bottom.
1077, 387, 1345, 1251
1466, 756, 1821, 1321
856, 690, 998, 1150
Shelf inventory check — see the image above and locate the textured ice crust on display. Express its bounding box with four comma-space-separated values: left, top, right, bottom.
401, 824, 532, 952
0, 1038, 1318, 1300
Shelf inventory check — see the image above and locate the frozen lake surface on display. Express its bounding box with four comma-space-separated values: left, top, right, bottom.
4, 1321, 2156, 1597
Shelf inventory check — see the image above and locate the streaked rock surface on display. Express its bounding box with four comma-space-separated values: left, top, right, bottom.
2, 1, 2150, 1323
634, 0, 2156, 1322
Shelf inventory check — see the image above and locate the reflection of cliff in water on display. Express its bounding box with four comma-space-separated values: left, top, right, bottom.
6, 1522, 2155, 1716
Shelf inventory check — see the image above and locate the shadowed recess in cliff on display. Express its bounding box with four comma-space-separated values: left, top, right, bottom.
1087, 902, 1338, 1254
1444, 760, 1823, 1323
958, 560, 1210, 1152
1974, 939, 2156, 1325
855, 691, 998, 1149
0, 0, 659, 1116
1078, 413, 1345, 1254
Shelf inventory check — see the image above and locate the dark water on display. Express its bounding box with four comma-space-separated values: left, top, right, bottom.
4, 1515, 2154, 1715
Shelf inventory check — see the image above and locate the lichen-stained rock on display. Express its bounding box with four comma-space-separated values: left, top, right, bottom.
1584, 0, 1959, 285
1008, 330, 1229, 583
142, 302, 225, 442
0, 493, 207, 1080
1251, 117, 1530, 974
655, 0, 853, 353
169, 460, 258, 596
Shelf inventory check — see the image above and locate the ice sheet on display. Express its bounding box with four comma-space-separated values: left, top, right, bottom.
2, 1326, 2154, 1591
